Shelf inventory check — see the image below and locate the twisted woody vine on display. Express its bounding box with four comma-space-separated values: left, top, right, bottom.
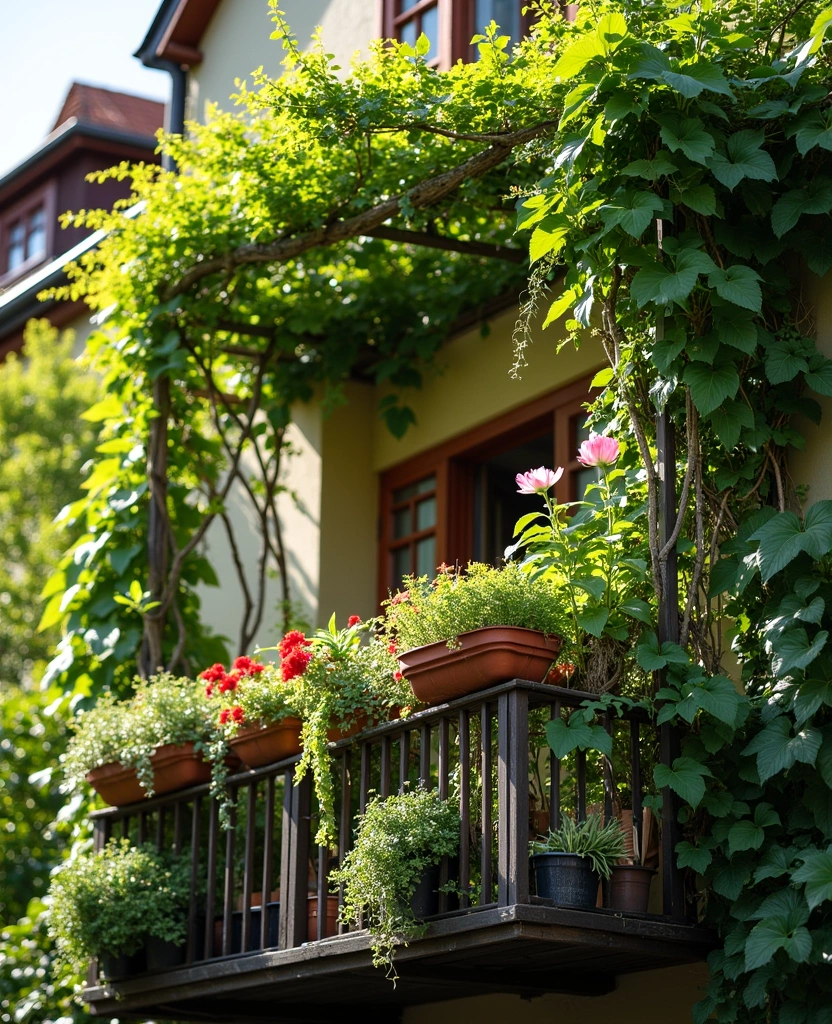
12, 0, 832, 1019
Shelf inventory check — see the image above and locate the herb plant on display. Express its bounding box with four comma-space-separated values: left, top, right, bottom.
331, 789, 460, 979
530, 813, 627, 880
384, 562, 570, 653
62, 673, 215, 797
49, 839, 190, 975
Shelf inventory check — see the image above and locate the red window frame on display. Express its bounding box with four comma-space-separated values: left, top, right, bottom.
0, 182, 56, 285
377, 376, 597, 602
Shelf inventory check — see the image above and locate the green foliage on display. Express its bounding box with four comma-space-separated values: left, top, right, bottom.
530, 812, 626, 879
49, 839, 189, 975
383, 562, 570, 653
62, 672, 215, 795
0, 321, 98, 681
331, 789, 459, 979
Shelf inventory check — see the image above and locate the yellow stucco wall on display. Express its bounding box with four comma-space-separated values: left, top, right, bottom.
401, 963, 709, 1024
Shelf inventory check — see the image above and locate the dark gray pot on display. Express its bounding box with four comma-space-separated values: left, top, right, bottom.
231, 902, 280, 953
99, 948, 146, 979
145, 935, 186, 971
410, 864, 441, 919
531, 852, 599, 908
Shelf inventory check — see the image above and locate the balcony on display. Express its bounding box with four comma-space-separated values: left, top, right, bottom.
81, 679, 714, 1021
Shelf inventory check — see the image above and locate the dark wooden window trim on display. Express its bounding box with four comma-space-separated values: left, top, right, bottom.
0, 180, 56, 286
378, 375, 598, 601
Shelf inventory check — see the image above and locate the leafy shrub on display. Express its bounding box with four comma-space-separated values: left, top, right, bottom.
384, 562, 570, 652
331, 789, 460, 979
49, 839, 190, 975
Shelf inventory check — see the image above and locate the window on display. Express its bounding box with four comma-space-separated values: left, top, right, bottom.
378, 378, 596, 598
396, 0, 441, 63
1, 187, 54, 281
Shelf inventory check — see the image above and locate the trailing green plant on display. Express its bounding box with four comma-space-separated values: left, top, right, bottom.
331, 788, 460, 979
49, 838, 190, 976
383, 561, 570, 653
62, 672, 215, 796
530, 812, 627, 879
267, 617, 413, 845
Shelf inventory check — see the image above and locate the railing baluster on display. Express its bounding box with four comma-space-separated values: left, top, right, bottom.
187, 795, 201, 963
121, 815, 130, 840
155, 806, 165, 852
458, 709, 470, 909
260, 775, 275, 950
550, 701, 561, 830
222, 787, 237, 956
507, 689, 529, 906
480, 703, 492, 905
242, 783, 257, 952
576, 749, 587, 822
359, 742, 371, 814
338, 750, 351, 934
420, 723, 431, 789
630, 720, 643, 865
316, 845, 327, 941
173, 801, 183, 856
380, 734, 391, 799
278, 768, 311, 949
603, 712, 614, 824
204, 798, 219, 960
438, 716, 450, 912
137, 811, 148, 846
399, 730, 410, 793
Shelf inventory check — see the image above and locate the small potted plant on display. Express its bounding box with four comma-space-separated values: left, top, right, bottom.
385, 561, 567, 705
49, 838, 190, 979
63, 673, 222, 806
331, 789, 460, 980
608, 809, 657, 914
530, 813, 626, 908
201, 655, 302, 768
269, 615, 413, 845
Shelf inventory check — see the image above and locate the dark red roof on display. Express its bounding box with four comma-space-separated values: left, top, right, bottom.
52, 83, 165, 138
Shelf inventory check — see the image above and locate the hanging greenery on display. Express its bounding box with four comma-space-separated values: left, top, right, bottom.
33, 1, 832, 1020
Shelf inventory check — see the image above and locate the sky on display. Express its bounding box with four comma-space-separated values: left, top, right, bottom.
0, 0, 171, 177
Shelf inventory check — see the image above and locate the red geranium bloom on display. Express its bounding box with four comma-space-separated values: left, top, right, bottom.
219, 709, 231, 725
217, 672, 240, 694
200, 663, 227, 683
387, 643, 397, 655
233, 655, 264, 677
393, 671, 403, 681
347, 615, 362, 628
278, 630, 311, 658
281, 647, 312, 682
205, 683, 214, 697
231, 706, 245, 724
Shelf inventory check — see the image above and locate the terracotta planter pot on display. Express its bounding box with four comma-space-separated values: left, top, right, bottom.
399, 627, 562, 705
229, 717, 303, 769
87, 742, 218, 807
608, 864, 655, 914
307, 894, 339, 941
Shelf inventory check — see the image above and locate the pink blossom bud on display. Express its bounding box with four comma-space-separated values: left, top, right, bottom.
577, 433, 620, 468
515, 466, 564, 495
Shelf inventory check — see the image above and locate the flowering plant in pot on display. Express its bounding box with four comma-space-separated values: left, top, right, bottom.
63, 673, 219, 806
49, 838, 190, 978
384, 561, 569, 705
270, 615, 413, 845
511, 433, 652, 693
331, 788, 460, 980
530, 813, 626, 908
201, 655, 302, 769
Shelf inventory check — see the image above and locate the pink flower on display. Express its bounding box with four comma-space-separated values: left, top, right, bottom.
515, 466, 563, 494
577, 433, 620, 468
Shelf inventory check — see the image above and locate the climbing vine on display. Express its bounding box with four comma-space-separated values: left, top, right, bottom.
35, 2, 832, 1020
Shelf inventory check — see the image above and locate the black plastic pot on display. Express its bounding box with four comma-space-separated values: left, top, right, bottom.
231, 901, 280, 953
99, 948, 146, 980
145, 936, 186, 971
410, 864, 441, 919
531, 852, 599, 908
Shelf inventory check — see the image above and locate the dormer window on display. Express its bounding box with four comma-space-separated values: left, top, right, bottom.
6, 206, 47, 273
0, 185, 54, 284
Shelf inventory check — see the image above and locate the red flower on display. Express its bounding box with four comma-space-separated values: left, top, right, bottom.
278, 630, 311, 658
393, 671, 403, 681
231, 706, 245, 724
219, 709, 231, 725
281, 647, 312, 681
217, 672, 240, 694
233, 655, 264, 677
387, 643, 397, 655
205, 683, 214, 697
347, 615, 362, 628
200, 663, 227, 683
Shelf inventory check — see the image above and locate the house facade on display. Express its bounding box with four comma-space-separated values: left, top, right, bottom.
0, 83, 164, 359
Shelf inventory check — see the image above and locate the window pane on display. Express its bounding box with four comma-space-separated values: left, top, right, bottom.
574, 413, 591, 447
416, 474, 436, 494
7, 221, 25, 271
392, 546, 412, 590
393, 506, 412, 539
420, 5, 438, 60
399, 18, 417, 47
416, 536, 436, 578
416, 495, 436, 531
476, 0, 520, 44
400, 0, 419, 9
575, 466, 598, 499
26, 206, 46, 261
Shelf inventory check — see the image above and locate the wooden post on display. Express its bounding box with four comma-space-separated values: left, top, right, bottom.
278, 769, 311, 949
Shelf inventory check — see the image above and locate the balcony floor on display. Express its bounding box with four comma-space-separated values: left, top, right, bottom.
83, 902, 715, 1023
